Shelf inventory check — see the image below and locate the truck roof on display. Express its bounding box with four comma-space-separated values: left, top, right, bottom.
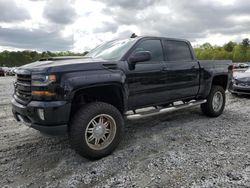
136, 36, 191, 43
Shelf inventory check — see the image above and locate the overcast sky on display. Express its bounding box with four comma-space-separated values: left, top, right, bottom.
0, 0, 249, 52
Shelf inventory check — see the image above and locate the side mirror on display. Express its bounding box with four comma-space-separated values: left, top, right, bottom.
128, 51, 151, 64
83, 51, 89, 56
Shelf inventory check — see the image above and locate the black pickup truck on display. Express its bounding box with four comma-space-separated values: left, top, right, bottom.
12, 36, 232, 159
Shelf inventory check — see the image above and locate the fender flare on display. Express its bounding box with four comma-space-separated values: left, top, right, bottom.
69, 82, 129, 112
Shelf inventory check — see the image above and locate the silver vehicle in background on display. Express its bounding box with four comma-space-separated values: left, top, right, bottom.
230, 66, 250, 95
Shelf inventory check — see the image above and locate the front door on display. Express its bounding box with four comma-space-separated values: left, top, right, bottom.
126, 38, 167, 109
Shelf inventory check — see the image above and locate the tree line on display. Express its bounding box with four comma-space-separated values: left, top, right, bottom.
0, 51, 87, 67
0, 38, 249, 67
194, 38, 250, 62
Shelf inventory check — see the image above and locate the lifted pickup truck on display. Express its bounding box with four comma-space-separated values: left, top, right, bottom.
12, 36, 232, 159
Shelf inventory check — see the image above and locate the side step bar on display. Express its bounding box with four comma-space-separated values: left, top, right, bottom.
126, 99, 207, 120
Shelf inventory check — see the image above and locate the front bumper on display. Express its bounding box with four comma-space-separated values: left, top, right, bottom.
229, 83, 250, 95
12, 99, 71, 135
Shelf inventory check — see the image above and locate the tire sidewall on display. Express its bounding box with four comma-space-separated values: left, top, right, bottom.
207, 86, 226, 117
69, 102, 124, 159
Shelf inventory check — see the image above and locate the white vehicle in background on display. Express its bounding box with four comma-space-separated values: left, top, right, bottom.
230, 66, 250, 95
4, 67, 16, 76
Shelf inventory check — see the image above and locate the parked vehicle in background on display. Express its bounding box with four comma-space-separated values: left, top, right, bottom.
239, 63, 249, 69
6, 68, 16, 76
12, 36, 233, 159
234, 63, 249, 70
0, 68, 5, 76
233, 64, 238, 70
229, 67, 250, 95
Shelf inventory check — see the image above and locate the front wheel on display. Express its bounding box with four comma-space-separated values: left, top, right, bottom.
69, 102, 124, 160
201, 85, 226, 117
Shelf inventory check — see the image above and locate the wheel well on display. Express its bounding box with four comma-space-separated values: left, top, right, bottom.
212, 75, 228, 90
71, 85, 124, 115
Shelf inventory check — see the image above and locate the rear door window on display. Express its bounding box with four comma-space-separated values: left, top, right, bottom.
165, 40, 193, 61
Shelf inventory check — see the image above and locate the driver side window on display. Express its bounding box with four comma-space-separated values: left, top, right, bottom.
133, 39, 164, 62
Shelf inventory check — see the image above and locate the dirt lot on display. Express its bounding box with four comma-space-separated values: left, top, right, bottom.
0, 76, 250, 188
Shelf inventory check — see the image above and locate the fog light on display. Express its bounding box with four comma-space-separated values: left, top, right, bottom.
37, 109, 45, 120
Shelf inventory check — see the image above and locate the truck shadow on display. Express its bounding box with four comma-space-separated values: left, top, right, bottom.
16, 104, 241, 163
229, 92, 250, 99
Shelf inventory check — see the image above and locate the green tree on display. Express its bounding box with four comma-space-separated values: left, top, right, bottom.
233, 45, 246, 62
1, 39, 250, 67
246, 48, 250, 61
242, 38, 250, 47
223, 41, 237, 52
200, 43, 213, 50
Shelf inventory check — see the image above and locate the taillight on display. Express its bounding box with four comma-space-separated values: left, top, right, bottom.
231, 64, 235, 77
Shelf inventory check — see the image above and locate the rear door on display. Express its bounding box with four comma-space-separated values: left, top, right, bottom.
162, 40, 200, 101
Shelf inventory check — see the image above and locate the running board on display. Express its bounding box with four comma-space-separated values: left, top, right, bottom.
126, 99, 207, 120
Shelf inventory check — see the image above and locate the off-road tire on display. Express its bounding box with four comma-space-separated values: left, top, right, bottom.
69, 102, 124, 160
201, 85, 226, 117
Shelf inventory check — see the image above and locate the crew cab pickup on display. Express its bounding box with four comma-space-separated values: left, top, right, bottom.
12, 36, 233, 159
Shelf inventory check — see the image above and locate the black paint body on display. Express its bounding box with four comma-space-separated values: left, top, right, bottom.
11, 36, 233, 134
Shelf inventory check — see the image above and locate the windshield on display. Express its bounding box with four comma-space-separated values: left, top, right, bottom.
86, 38, 137, 60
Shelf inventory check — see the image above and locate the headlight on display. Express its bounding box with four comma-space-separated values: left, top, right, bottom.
31, 74, 57, 96
31, 74, 56, 86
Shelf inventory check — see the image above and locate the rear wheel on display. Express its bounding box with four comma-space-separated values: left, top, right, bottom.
201, 85, 225, 117
69, 102, 124, 160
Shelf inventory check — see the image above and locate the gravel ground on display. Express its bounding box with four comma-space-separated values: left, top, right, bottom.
0, 76, 250, 188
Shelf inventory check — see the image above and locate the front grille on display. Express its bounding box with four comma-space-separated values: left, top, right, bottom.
238, 82, 250, 87
15, 74, 32, 104
235, 79, 250, 86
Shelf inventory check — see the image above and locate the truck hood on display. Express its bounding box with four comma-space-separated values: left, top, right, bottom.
18, 56, 116, 73
234, 72, 250, 82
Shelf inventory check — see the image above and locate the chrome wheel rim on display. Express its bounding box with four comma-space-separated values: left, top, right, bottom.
85, 114, 116, 150
212, 91, 223, 112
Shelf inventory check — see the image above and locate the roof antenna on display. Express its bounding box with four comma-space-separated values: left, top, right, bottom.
130, 33, 138, 38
